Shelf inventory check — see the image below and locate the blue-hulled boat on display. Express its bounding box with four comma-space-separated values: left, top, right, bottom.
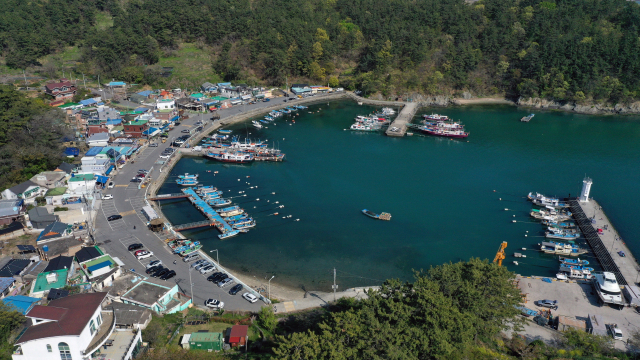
259, 119, 269, 124
176, 178, 198, 186
542, 220, 576, 228
559, 257, 589, 266
545, 231, 580, 240
560, 263, 595, 272
225, 214, 247, 221
207, 198, 232, 207
218, 230, 240, 240
178, 173, 198, 179
233, 221, 256, 230
218, 130, 232, 134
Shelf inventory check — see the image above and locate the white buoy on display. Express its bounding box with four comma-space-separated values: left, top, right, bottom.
275, 201, 279, 204
512, 220, 516, 223
272, 192, 276, 195
504, 208, 509, 211
522, 248, 527, 250
513, 215, 516, 217
513, 261, 519, 265
522, 255, 527, 258
238, 179, 241, 181
524, 234, 528, 237
295, 219, 300, 221
256, 198, 260, 201
499, 198, 502, 201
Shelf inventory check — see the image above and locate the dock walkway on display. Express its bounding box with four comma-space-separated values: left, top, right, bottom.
572, 199, 638, 286
385, 102, 419, 137
182, 187, 234, 234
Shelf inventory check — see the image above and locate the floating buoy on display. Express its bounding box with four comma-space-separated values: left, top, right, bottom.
526, 231, 529, 233
522, 248, 527, 250
524, 234, 528, 237
504, 208, 509, 211
513, 215, 516, 217
513, 261, 519, 265
214, 171, 219, 174
238, 179, 241, 181
512, 220, 516, 223
247, 176, 250, 178
256, 198, 260, 201
272, 192, 276, 195
499, 198, 502, 201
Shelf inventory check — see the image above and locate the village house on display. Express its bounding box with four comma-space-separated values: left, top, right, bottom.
2, 181, 46, 204
30, 172, 66, 190
27, 207, 58, 229
201, 82, 217, 92
45, 80, 77, 101
86, 132, 110, 147
0, 199, 25, 226
66, 173, 97, 196
12, 292, 143, 360
123, 120, 149, 138
119, 278, 192, 314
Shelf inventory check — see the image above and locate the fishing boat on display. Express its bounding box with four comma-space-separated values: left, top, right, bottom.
558, 268, 593, 280
176, 178, 198, 186
218, 130, 232, 134
205, 151, 255, 163
541, 220, 576, 228
559, 263, 594, 273
532, 198, 570, 208
218, 230, 240, 240
421, 120, 464, 130
259, 119, 269, 124
423, 114, 450, 121
350, 123, 379, 131
225, 214, 248, 222
361, 209, 391, 220
540, 241, 587, 256
548, 226, 579, 234
228, 217, 254, 226
233, 221, 256, 230
178, 173, 198, 179
381, 107, 395, 115
416, 126, 469, 138
521, 114, 535, 122
559, 257, 589, 266
545, 231, 580, 240
207, 198, 232, 207
527, 192, 560, 203
530, 208, 571, 221
252, 121, 263, 129
180, 241, 202, 255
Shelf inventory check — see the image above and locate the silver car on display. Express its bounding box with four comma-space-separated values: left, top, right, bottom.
191, 259, 206, 268
217, 277, 233, 288
194, 262, 210, 271
200, 265, 216, 274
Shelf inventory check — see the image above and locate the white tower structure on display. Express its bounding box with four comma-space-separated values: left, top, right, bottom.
579, 176, 593, 202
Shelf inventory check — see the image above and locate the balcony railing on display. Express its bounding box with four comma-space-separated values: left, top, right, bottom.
83, 310, 116, 356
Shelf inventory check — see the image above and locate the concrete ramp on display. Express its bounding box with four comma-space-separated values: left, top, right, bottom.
385, 102, 419, 137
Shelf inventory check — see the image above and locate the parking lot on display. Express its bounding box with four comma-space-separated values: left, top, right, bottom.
518, 276, 640, 350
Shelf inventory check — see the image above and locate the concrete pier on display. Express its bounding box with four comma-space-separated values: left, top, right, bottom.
572, 199, 639, 285
385, 102, 419, 137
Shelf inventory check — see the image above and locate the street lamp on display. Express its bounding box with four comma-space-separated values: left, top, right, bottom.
211, 249, 219, 265
268, 275, 275, 300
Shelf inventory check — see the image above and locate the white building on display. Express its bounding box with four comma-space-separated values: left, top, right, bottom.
86, 133, 110, 147
80, 157, 110, 176
12, 292, 143, 360
66, 174, 96, 196
1, 180, 46, 204
156, 99, 175, 110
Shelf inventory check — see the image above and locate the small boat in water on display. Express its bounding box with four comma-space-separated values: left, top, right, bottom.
218, 230, 240, 240
207, 198, 232, 207
218, 130, 232, 134
545, 231, 580, 240
540, 241, 587, 256
527, 192, 560, 203
560, 263, 595, 273
521, 114, 535, 122
559, 257, 589, 266
252, 121, 263, 129
541, 220, 576, 228
362, 209, 391, 220
176, 178, 198, 186
205, 151, 255, 163
350, 123, 379, 131
533, 198, 570, 208
178, 173, 198, 179
423, 114, 450, 121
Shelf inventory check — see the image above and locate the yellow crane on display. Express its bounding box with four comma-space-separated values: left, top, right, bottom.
493, 241, 508, 266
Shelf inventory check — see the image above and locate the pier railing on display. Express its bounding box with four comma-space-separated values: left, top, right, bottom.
173, 220, 214, 232
568, 199, 627, 285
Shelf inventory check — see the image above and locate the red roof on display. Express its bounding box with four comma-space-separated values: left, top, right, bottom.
26, 306, 67, 321
18, 292, 107, 344
45, 81, 74, 91
229, 325, 248, 343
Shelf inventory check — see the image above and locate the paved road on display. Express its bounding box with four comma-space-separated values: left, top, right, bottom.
94, 94, 331, 312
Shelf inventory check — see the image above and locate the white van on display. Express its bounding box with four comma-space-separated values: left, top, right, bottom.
183, 253, 200, 262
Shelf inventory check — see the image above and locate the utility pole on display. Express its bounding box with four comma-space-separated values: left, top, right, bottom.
82, 73, 86, 89
268, 275, 275, 300
23, 70, 27, 87
332, 268, 337, 302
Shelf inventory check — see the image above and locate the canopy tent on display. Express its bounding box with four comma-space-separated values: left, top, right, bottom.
142, 127, 161, 137
95, 175, 109, 184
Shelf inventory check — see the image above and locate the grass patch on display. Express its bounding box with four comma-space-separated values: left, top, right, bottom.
94, 11, 113, 30
156, 43, 220, 88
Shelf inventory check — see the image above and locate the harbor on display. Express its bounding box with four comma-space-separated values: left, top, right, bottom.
385, 102, 419, 136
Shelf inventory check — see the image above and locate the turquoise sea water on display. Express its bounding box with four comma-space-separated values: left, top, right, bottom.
158, 100, 640, 291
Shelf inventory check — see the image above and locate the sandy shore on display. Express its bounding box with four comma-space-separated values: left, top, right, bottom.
452, 97, 515, 105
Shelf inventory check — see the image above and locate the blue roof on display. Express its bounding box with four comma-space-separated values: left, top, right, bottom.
85, 147, 104, 157
95, 175, 109, 184
87, 260, 111, 273
143, 127, 159, 135
64, 147, 79, 156
137, 91, 153, 97
0, 277, 15, 293
217, 82, 232, 87
2, 295, 39, 315
106, 118, 122, 126
109, 81, 126, 86
79, 99, 98, 106
134, 107, 148, 112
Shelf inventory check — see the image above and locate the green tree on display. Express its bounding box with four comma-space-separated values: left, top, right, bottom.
328, 76, 339, 88
257, 307, 277, 333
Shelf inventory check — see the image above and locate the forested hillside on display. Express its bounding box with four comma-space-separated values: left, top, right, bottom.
2, 0, 640, 103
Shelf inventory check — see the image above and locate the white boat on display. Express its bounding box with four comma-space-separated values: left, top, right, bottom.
593, 272, 624, 305
381, 107, 395, 115
350, 123, 378, 131
252, 121, 263, 129
527, 192, 560, 203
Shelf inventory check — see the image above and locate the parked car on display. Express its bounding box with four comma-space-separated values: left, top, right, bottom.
136, 173, 146, 178
263, 98, 270, 102
146, 266, 161, 274
107, 182, 115, 189
195, 262, 211, 271
134, 250, 147, 256
174, 122, 181, 126
160, 270, 176, 280
153, 268, 169, 278
107, 215, 122, 221
205, 299, 224, 309
146, 260, 162, 268
181, 130, 190, 133
217, 278, 233, 288
607, 324, 623, 340
196, 127, 203, 132
150, 143, 158, 147
136, 252, 153, 260
242, 292, 258, 303
191, 259, 206, 268
195, 121, 203, 126
536, 299, 558, 310
159, 154, 172, 159
207, 272, 224, 282
200, 265, 215, 274
128, 243, 144, 251
229, 284, 243, 295
131, 178, 143, 183
102, 194, 113, 200
138, 169, 149, 174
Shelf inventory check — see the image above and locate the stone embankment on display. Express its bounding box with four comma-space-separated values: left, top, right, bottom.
517, 97, 640, 115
